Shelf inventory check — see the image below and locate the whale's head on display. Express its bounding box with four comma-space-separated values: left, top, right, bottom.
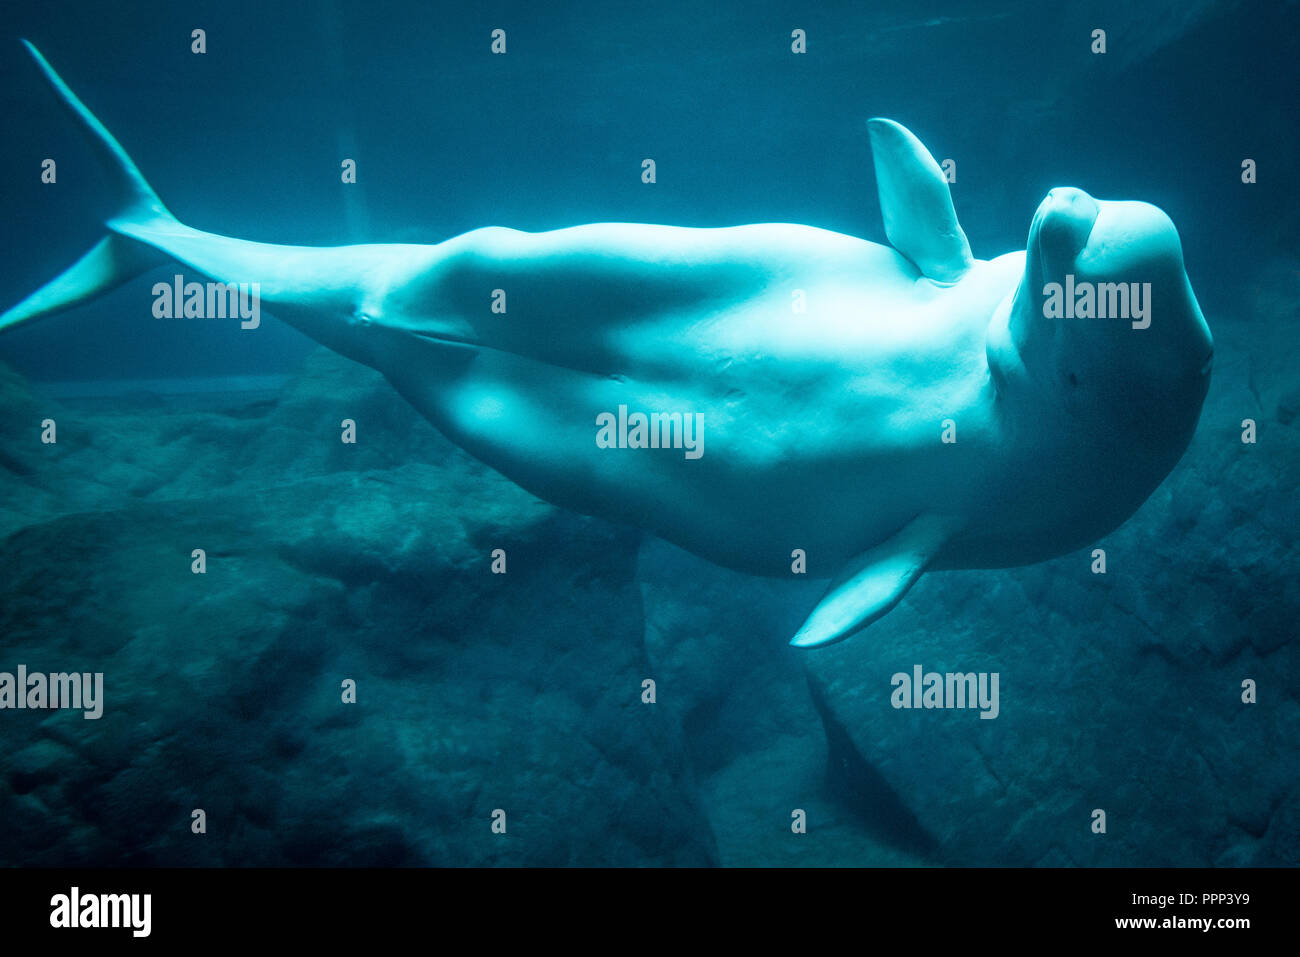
985, 187, 1213, 543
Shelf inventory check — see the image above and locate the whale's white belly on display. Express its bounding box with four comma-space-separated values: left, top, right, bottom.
383, 229, 1022, 575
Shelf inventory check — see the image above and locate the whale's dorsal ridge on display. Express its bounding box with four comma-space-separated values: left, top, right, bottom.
867, 118, 973, 284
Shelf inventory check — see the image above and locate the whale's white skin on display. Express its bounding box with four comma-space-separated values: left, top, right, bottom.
2, 43, 1214, 646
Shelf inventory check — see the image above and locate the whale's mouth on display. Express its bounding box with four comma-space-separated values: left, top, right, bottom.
409, 329, 480, 350
406, 326, 605, 378
408, 327, 534, 363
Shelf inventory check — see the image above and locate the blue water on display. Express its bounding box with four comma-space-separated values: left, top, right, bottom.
0, 0, 1295, 866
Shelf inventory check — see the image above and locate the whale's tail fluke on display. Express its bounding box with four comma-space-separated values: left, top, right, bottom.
0, 40, 176, 333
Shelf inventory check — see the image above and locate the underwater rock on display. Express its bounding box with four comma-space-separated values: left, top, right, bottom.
0, 351, 713, 866
0, 365, 80, 533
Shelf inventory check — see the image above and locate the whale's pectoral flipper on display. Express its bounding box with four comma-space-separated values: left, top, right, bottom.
789, 513, 956, 648
867, 118, 972, 284
0, 40, 174, 332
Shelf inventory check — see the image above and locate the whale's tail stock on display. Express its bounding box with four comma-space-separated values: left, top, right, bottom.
0, 40, 178, 333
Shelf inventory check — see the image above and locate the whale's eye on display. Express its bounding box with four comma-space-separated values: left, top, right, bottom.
353, 311, 372, 329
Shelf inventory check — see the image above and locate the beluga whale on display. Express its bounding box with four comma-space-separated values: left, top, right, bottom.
1, 43, 1214, 647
